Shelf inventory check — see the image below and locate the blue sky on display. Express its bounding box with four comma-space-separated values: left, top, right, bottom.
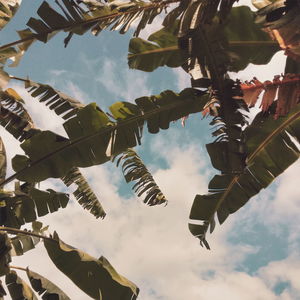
1, 0, 300, 299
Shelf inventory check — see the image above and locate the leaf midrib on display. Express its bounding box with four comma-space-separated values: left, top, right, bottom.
128, 41, 278, 59
0, 95, 205, 187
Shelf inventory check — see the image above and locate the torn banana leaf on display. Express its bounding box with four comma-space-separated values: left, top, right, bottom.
189, 102, 300, 247
1, 183, 69, 228
61, 167, 106, 219
5, 270, 38, 300
10, 88, 208, 183
9, 221, 48, 256
44, 232, 139, 300
25, 79, 84, 120
113, 149, 167, 206
26, 268, 71, 300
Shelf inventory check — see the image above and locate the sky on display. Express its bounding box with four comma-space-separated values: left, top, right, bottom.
1, 0, 300, 299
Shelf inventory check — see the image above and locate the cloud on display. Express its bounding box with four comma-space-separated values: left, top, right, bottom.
95, 58, 151, 101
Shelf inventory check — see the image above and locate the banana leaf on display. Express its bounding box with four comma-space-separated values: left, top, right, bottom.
189, 102, 300, 247
61, 167, 106, 219
25, 79, 84, 120
44, 231, 139, 300
26, 268, 71, 300
113, 148, 167, 206
0, 232, 11, 276
129, 6, 279, 73
5, 270, 38, 300
9, 88, 208, 183
1, 184, 69, 228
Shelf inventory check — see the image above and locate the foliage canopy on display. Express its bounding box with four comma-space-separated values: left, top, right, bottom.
0, 0, 300, 298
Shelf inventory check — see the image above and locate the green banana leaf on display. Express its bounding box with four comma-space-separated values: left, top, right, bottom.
0, 232, 11, 276
25, 79, 84, 120
26, 268, 71, 300
10, 221, 48, 256
189, 102, 300, 247
128, 21, 183, 72
9, 88, 208, 183
129, 6, 279, 73
44, 231, 139, 300
24, 0, 167, 47
1, 184, 69, 228
5, 270, 38, 300
61, 167, 106, 219
113, 149, 167, 206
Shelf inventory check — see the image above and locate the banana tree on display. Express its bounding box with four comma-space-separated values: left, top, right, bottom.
0, 0, 300, 298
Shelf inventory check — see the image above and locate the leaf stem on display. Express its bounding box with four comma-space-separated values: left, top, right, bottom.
10, 265, 27, 272
0, 226, 56, 243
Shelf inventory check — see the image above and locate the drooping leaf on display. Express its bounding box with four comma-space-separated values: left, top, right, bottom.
0, 232, 11, 276
25, 79, 84, 120
0, 0, 21, 31
5, 270, 38, 300
61, 167, 106, 219
1, 183, 69, 229
189, 102, 300, 247
113, 148, 167, 206
44, 231, 139, 300
26, 268, 71, 300
8, 88, 208, 184
0, 138, 6, 183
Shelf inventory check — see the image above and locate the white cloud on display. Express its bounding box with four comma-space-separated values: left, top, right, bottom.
95, 58, 151, 101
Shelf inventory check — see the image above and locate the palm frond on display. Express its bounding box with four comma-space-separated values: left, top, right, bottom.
61, 167, 106, 218
114, 149, 167, 206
